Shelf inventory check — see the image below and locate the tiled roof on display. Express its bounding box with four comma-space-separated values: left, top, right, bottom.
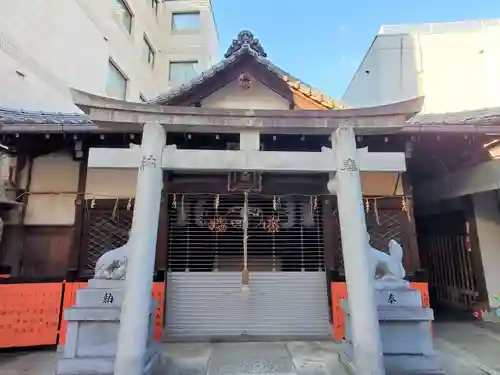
0, 64, 93, 126
407, 107, 500, 126
151, 30, 344, 109
0, 106, 93, 125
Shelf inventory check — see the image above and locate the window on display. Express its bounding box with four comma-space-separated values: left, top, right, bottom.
169, 61, 198, 84
106, 60, 127, 100
150, 0, 159, 16
115, 0, 133, 33
143, 36, 155, 68
171, 12, 200, 32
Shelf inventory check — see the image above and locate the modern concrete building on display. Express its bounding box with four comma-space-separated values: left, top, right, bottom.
343, 19, 500, 113
0, 0, 219, 102
344, 19, 500, 321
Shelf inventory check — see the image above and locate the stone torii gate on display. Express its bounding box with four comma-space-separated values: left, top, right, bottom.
88, 122, 406, 375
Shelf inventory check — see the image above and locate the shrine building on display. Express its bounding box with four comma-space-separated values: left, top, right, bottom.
1, 31, 499, 340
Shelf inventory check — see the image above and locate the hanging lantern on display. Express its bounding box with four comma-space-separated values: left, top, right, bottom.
313, 196, 318, 211
90, 198, 96, 209
364, 198, 370, 213
126, 197, 132, 211
172, 194, 177, 209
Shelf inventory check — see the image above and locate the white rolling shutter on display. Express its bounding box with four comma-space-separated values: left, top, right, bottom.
165, 194, 331, 340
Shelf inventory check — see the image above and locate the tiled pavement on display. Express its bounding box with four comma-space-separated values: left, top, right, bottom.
2, 322, 500, 375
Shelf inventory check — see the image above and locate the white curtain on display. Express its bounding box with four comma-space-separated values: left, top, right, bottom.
106, 62, 127, 99
114, 0, 132, 32
169, 62, 198, 84
171, 12, 200, 31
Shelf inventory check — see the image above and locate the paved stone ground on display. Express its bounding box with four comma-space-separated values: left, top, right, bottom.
0, 350, 58, 375
160, 341, 348, 375
434, 322, 500, 375
2, 323, 500, 375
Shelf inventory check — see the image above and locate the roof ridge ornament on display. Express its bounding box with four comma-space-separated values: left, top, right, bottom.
224, 30, 268, 58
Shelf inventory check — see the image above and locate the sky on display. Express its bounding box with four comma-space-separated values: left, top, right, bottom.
211, 0, 500, 99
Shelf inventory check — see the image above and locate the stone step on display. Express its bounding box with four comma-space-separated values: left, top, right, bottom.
378, 306, 434, 321
57, 349, 158, 375
87, 279, 126, 289
342, 301, 434, 321
65, 300, 156, 321
64, 306, 122, 322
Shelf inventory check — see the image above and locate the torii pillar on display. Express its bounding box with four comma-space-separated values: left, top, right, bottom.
114, 122, 165, 375
330, 125, 385, 375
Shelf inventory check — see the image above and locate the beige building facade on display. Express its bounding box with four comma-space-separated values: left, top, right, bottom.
0, 0, 219, 102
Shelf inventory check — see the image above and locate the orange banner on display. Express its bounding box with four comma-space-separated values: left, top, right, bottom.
152, 282, 166, 341
331, 283, 348, 341
0, 283, 63, 348
331, 282, 430, 340
58, 282, 88, 345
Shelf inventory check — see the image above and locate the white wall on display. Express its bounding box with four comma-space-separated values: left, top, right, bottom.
24, 154, 80, 226
0, 0, 218, 103
86, 169, 137, 199
201, 79, 290, 110
343, 34, 420, 109
343, 21, 500, 113
15, 153, 139, 226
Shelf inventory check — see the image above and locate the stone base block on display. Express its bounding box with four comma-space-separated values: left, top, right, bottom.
341, 286, 445, 374
57, 345, 159, 375
57, 280, 159, 375
343, 303, 435, 355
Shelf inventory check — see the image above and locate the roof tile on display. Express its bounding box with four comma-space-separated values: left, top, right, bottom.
151, 30, 344, 109
0, 106, 93, 125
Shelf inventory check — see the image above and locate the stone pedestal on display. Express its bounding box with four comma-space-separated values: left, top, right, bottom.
56, 279, 159, 375
340, 282, 446, 374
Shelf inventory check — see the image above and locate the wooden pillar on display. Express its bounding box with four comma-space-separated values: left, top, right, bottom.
2, 156, 31, 276
322, 196, 335, 272
16, 156, 33, 276
155, 171, 169, 272
68, 153, 88, 275
322, 196, 338, 325
465, 196, 489, 307
402, 173, 421, 276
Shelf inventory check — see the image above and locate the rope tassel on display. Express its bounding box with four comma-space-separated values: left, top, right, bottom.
374, 198, 380, 225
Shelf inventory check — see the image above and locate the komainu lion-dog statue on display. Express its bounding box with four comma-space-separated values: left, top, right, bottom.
367, 233, 406, 283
